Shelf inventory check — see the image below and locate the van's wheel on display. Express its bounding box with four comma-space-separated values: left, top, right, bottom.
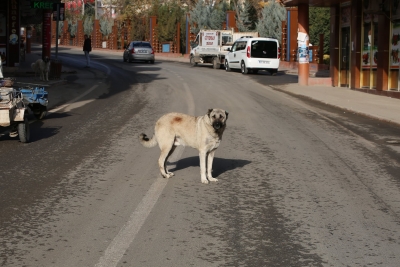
190, 56, 197, 66
241, 61, 248, 74
270, 69, 278, 76
225, 61, 231, 72
18, 117, 30, 143
212, 57, 220, 69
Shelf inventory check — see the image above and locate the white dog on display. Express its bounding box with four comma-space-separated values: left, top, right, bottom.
31, 57, 50, 81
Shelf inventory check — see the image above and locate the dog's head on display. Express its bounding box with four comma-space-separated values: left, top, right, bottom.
43, 56, 50, 63
207, 108, 228, 131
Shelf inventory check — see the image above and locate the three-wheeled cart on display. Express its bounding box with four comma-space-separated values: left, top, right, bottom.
0, 87, 30, 143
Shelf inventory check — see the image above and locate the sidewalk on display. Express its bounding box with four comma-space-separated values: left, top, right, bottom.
4, 44, 400, 126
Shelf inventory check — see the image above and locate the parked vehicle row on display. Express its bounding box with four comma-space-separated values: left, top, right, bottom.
189, 29, 259, 69
122, 35, 281, 76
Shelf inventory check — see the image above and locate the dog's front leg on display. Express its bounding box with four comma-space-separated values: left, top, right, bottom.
199, 150, 209, 184
207, 150, 218, 182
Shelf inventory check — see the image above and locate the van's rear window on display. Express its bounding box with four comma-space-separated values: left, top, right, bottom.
251, 41, 277, 58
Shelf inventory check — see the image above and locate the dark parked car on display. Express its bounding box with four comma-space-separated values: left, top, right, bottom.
123, 41, 155, 64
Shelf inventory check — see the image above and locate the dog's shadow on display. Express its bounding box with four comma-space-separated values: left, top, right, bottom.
168, 156, 251, 177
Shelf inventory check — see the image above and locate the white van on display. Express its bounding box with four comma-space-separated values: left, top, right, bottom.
225, 37, 280, 75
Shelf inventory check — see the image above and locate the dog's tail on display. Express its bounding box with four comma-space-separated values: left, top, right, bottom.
139, 133, 158, 148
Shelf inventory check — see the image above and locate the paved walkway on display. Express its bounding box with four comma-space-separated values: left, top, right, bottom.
3, 44, 400, 126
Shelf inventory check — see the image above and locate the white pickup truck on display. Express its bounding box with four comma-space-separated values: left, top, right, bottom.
189, 29, 259, 69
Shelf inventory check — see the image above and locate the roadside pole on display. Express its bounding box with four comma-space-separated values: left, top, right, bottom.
51, 2, 64, 79
55, 3, 59, 59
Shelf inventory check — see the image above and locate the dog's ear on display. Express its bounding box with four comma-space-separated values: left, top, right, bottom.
225, 110, 229, 120
207, 109, 213, 117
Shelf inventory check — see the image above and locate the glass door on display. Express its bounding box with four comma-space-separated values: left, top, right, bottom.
361, 0, 379, 89
340, 27, 350, 87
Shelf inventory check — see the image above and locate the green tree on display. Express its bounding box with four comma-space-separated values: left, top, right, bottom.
210, 1, 229, 30
189, 0, 230, 34
189, 0, 210, 34
236, 0, 258, 32
156, 2, 184, 42
83, 16, 93, 35
100, 17, 113, 38
309, 7, 330, 55
68, 20, 77, 38
256, 0, 286, 40
247, 1, 258, 31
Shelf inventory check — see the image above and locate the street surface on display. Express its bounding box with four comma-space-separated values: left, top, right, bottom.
1, 49, 400, 267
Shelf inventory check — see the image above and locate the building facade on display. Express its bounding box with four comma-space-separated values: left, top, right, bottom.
282, 0, 398, 92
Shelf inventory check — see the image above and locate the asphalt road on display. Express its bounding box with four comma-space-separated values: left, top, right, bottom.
0, 50, 400, 267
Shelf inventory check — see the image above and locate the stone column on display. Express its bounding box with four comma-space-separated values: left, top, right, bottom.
298, 3, 309, 86
226, 10, 237, 31
176, 21, 180, 54
150, 16, 157, 51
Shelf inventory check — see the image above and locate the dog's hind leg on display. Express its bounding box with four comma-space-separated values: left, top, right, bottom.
165, 145, 177, 177
158, 141, 175, 179
206, 150, 218, 182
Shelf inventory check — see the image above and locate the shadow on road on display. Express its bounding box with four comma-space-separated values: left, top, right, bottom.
169, 156, 251, 177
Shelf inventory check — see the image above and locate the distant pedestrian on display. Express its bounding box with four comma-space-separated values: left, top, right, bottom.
83, 34, 92, 67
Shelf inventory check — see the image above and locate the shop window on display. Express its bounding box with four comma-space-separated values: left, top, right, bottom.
361, 0, 379, 89
390, 21, 400, 91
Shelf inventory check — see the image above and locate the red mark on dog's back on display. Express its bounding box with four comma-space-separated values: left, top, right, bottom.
172, 117, 182, 124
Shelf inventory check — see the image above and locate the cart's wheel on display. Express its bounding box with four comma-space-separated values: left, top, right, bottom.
18, 117, 30, 143
34, 106, 47, 120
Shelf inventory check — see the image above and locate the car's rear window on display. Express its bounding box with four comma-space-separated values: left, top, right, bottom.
250, 40, 277, 58
132, 42, 152, 48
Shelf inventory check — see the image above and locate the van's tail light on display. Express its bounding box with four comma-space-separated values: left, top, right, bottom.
151, 48, 154, 54
131, 49, 135, 54
247, 46, 250, 58
278, 47, 281, 59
